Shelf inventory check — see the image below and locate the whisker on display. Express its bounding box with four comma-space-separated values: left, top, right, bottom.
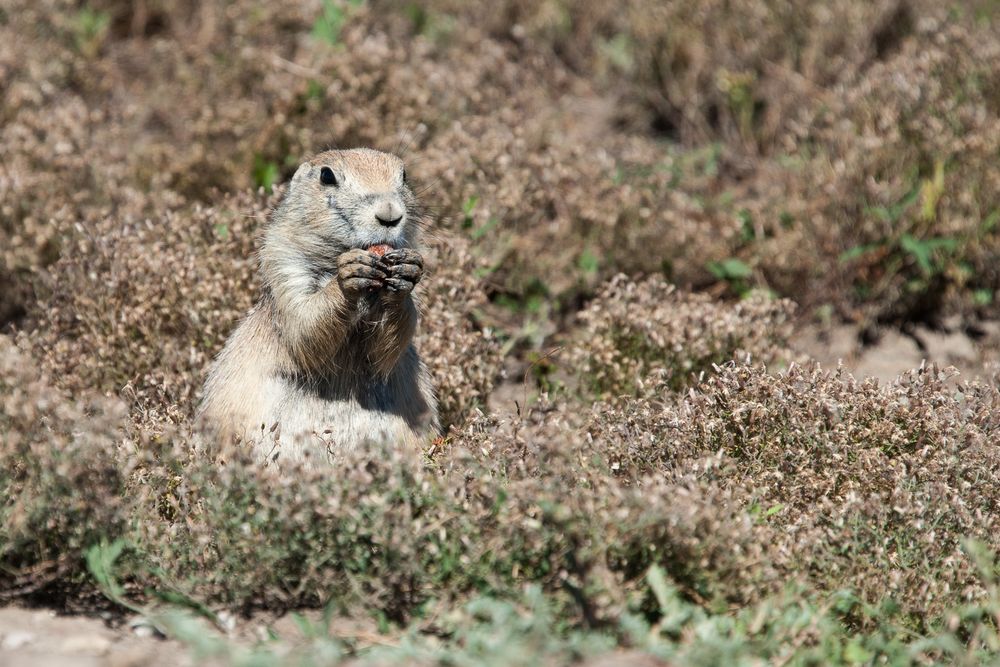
394, 126, 415, 159
412, 181, 444, 202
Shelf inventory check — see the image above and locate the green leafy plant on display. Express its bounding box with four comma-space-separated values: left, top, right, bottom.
899, 234, 958, 275
72, 7, 110, 58
312, 0, 364, 46
86, 538, 130, 603
706, 257, 753, 296
252, 155, 280, 194
461, 195, 479, 229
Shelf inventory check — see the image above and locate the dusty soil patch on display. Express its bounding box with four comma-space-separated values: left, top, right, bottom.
794, 320, 999, 383
0, 606, 189, 667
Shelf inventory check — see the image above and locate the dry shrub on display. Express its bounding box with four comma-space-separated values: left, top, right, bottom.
4, 0, 999, 337
404, 0, 916, 148
21, 190, 498, 430
418, 127, 727, 305
751, 19, 1000, 323
450, 405, 781, 608
125, 414, 777, 619
3, 317, 1000, 631
0, 0, 492, 282
396, 0, 1000, 323
619, 1, 903, 147
0, 337, 127, 598
568, 274, 794, 398
121, 360, 1000, 625
418, 234, 503, 429
21, 191, 264, 415
131, 436, 459, 614
587, 362, 1000, 623
3, 0, 1000, 647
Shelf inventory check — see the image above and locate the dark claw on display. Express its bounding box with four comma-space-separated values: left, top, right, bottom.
388, 263, 422, 283
383, 249, 423, 269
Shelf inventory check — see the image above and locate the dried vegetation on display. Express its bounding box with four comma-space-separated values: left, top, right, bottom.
2, 0, 1000, 663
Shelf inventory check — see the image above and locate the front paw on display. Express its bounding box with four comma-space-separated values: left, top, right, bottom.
336, 249, 389, 297
381, 249, 423, 298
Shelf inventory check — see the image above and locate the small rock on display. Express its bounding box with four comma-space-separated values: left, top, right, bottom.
216, 610, 237, 633
131, 623, 155, 639
1, 631, 35, 650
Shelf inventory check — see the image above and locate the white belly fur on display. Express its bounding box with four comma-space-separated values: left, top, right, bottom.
258, 376, 429, 465
199, 313, 436, 468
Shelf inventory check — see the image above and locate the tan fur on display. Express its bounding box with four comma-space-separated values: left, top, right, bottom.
198, 148, 438, 466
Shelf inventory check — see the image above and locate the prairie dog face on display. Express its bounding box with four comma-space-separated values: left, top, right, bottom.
283, 148, 419, 254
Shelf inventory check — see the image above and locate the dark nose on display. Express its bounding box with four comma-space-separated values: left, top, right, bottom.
375, 213, 403, 227
374, 200, 404, 226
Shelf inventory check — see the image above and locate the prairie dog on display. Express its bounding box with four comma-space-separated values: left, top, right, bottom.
198, 148, 438, 465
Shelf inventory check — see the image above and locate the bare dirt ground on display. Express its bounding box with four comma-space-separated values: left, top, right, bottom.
0, 606, 392, 666
794, 319, 1000, 384
0, 606, 190, 667
0, 605, 667, 667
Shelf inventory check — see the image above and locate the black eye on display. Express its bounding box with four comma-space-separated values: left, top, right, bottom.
319, 167, 338, 186
402, 168, 408, 184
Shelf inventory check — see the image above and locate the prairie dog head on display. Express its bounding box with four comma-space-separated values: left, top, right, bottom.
267, 148, 421, 265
